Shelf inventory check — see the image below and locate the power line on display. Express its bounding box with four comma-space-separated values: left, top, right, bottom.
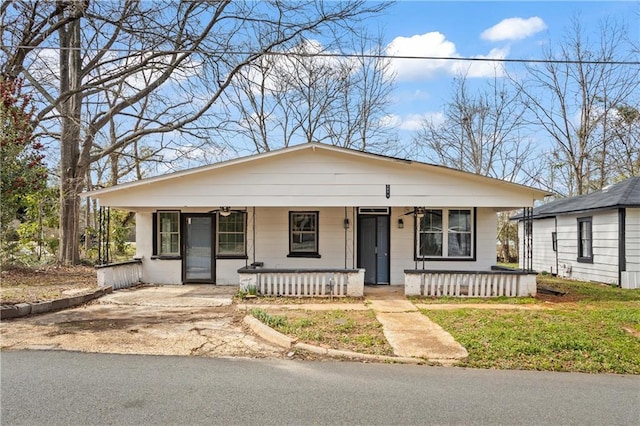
5, 44, 640, 65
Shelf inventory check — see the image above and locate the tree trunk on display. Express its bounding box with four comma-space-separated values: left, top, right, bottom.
58, 13, 83, 265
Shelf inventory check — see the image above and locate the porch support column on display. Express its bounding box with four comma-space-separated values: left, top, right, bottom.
522, 206, 533, 272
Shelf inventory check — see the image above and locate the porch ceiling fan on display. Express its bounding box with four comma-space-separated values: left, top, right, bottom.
207, 207, 246, 216
402, 207, 427, 216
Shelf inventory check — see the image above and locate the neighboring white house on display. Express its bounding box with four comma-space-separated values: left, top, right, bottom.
515, 177, 640, 289
85, 143, 548, 296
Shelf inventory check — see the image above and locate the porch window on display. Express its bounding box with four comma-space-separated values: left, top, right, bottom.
289, 211, 320, 257
218, 211, 246, 257
417, 208, 473, 260
158, 211, 180, 256
577, 217, 593, 263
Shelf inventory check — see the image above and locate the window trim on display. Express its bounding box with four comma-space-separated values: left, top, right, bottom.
577, 217, 593, 263
154, 210, 182, 258
414, 207, 476, 261
216, 211, 248, 260
288, 211, 321, 258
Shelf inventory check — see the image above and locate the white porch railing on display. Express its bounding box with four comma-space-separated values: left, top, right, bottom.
404, 268, 537, 297
96, 259, 143, 290
238, 268, 365, 297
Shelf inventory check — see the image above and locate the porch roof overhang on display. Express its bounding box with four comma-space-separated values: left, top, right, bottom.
84, 143, 550, 210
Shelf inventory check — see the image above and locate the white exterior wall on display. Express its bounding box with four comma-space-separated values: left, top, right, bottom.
134, 207, 500, 285
94, 147, 543, 210
136, 211, 182, 284
623, 208, 640, 288
554, 211, 619, 284
525, 218, 558, 274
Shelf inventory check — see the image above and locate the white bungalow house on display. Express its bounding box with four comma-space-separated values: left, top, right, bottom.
85, 143, 548, 297
515, 177, 640, 289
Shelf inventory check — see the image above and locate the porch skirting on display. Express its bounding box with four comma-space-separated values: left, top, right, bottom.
96, 259, 143, 289
404, 269, 537, 297
238, 268, 365, 297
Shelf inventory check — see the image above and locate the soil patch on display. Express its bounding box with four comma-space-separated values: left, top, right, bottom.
1, 265, 97, 304
1, 303, 284, 359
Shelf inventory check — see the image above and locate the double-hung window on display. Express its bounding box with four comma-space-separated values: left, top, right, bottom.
157, 211, 180, 256
218, 211, 246, 257
577, 217, 593, 263
417, 208, 473, 259
289, 211, 319, 257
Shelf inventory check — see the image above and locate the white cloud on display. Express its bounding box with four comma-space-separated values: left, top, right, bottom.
451, 47, 510, 78
386, 32, 458, 81
381, 112, 444, 131
481, 17, 547, 42
386, 32, 511, 80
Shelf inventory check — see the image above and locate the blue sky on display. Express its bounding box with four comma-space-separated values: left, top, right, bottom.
369, 1, 639, 133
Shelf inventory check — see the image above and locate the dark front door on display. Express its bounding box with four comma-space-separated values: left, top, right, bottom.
182, 214, 215, 283
358, 214, 390, 285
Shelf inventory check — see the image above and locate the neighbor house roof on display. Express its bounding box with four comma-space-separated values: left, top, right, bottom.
514, 177, 640, 220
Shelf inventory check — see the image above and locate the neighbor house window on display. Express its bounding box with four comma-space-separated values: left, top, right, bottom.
218, 211, 246, 257
158, 211, 180, 256
289, 211, 319, 257
552, 231, 557, 252
417, 208, 473, 259
577, 217, 593, 263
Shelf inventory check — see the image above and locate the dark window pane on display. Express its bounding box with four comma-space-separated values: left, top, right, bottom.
449, 210, 470, 232
448, 233, 471, 257
420, 233, 442, 256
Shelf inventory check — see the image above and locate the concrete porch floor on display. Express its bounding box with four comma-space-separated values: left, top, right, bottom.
363, 284, 405, 299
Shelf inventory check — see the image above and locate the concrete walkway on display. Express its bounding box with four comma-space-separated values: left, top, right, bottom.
242, 286, 469, 364
365, 287, 468, 364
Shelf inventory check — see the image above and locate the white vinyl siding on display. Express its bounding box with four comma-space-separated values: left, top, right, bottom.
521, 218, 557, 274
529, 211, 620, 284
93, 147, 543, 209
626, 208, 640, 273
623, 208, 640, 288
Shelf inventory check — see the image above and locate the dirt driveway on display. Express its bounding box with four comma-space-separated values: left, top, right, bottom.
0, 285, 285, 359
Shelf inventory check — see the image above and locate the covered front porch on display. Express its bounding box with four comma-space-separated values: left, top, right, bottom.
86, 143, 546, 297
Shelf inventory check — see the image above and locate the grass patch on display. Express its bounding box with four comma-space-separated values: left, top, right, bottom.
409, 295, 539, 305
537, 276, 640, 303
424, 307, 640, 374
251, 309, 394, 356
496, 262, 519, 269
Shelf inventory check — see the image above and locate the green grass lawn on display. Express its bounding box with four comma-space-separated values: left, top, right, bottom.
422, 277, 640, 374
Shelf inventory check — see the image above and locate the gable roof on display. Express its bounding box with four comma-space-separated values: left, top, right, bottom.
84, 142, 550, 209
517, 177, 640, 219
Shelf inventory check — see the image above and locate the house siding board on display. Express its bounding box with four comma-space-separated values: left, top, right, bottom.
625, 208, 640, 272
552, 212, 619, 284
136, 212, 182, 284
94, 149, 539, 209
531, 218, 557, 274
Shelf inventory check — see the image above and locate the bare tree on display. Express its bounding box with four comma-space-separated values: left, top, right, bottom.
2, 0, 389, 264
222, 33, 396, 153
413, 71, 537, 183
324, 33, 396, 151
513, 17, 640, 196
607, 104, 640, 178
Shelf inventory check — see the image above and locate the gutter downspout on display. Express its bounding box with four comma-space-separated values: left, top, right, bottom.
554, 216, 558, 276
618, 208, 626, 287
344, 207, 348, 269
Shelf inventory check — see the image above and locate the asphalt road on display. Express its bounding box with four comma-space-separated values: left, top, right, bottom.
1, 350, 638, 425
